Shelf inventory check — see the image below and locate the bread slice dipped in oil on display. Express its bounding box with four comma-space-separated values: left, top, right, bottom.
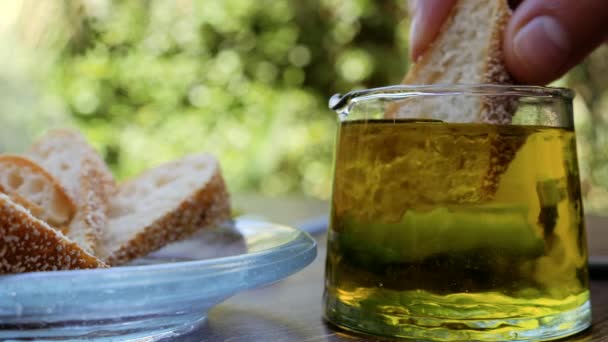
387, 0, 522, 199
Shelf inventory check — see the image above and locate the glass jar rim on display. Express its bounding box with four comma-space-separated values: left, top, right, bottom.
329, 84, 574, 112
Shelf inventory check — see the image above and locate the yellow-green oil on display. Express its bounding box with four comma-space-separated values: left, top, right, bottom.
324, 120, 590, 341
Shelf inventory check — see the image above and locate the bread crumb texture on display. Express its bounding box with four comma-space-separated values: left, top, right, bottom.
28, 129, 117, 257
104, 154, 232, 265
0, 155, 76, 227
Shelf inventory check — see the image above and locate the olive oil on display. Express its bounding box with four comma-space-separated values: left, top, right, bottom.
324, 119, 590, 340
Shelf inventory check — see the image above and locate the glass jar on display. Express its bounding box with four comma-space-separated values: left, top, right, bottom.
323, 84, 591, 341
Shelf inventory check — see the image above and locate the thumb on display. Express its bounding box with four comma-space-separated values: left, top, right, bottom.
503, 0, 608, 85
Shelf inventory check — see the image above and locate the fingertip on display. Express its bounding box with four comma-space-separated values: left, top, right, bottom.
503, 16, 544, 84
407, 0, 457, 62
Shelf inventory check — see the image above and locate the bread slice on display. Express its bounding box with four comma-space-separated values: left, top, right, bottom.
27, 129, 116, 256
387, 0, 514, 123
0, 194, 107, 273
0, 155, 76, 231
387, 0, 522, 199
103, 154, 231, 265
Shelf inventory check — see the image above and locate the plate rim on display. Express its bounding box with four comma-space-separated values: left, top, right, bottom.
0, 217, 317, 282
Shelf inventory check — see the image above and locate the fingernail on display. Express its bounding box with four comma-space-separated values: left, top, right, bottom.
513, 16, 571, 74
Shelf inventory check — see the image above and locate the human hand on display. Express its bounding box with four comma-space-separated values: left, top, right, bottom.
408, 0, 608, 85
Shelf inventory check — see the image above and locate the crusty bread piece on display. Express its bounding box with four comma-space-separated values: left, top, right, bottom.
0, 194, 107, 273
387, 0, 514, 123
103, 154, 231, 265
27, 129, 117, 256
0, 155, 75, 231
387, 0, 521, 199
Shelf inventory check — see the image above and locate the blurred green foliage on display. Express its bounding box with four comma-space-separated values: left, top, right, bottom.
1, 1, 607, 210
43, 0, 409, 199
568, 46, 608, 212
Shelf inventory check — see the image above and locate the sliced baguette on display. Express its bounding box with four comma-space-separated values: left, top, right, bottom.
0, 194, 107, 273
0, 155, 76, 231
27, 129, 116, 256
103, 154, 231, 265
388, 0, 522, 199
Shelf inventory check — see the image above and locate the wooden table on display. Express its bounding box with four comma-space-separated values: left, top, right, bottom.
176, 197, 608, 341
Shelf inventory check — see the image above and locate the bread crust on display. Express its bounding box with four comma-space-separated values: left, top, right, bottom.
105, 167, 231, 265
0, 154, 76, 229
480, 0, 517, 125
0, 194, 107, 273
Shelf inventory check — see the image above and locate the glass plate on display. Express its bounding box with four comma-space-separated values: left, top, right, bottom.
0, 218, 317, 341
